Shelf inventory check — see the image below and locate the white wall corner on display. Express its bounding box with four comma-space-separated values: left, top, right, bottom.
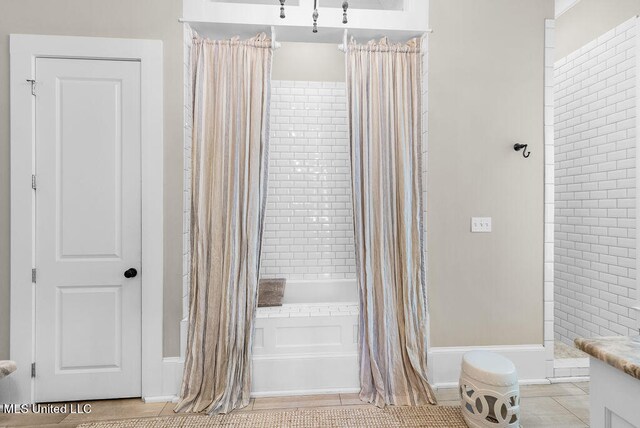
555, 0, 582, 19
143, 357, 185, 403
182, 22, 193, 361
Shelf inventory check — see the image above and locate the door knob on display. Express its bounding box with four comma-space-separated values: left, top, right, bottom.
124, 268, 138, 278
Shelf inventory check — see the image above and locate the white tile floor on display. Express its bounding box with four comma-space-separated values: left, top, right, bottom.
0, 382, 591, 427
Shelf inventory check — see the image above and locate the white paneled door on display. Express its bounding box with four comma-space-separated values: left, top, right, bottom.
34, 58, 142, 402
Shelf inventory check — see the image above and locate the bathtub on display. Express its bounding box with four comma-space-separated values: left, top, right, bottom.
251, 279, 360, 397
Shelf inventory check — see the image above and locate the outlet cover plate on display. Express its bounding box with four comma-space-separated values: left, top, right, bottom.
471, 217, 492, 233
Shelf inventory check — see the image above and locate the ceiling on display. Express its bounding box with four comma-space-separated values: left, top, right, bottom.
210, 0, 404, 10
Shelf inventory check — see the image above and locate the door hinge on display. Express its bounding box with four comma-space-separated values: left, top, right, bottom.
31, 363, 36, 378
26, 79, 36, 96
31, 174, 36, 190
32, 268, 36, 283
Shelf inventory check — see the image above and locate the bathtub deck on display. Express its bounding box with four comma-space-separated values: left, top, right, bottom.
256, 303, 359, 318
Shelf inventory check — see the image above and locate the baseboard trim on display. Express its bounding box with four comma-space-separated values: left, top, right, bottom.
153, 346, 553, 399
428, 344, 547, 386
252, 352, 357, 361
554, 358, 589, 368
251, 387, 360, 398
434, 378, 551, 390
142, 357, 184, 403
549, 376, 590, 383
553, 358, 590, 378
143, 395, 178, 403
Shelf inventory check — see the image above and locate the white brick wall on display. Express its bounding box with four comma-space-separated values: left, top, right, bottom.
554, 17, 638, 347
260, 80, 356, 280
545, 19, 556, 377
256, 303, 359, 319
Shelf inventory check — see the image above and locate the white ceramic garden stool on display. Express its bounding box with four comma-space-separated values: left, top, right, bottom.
459, 351, 520, 428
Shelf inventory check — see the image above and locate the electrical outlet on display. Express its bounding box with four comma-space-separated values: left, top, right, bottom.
471, 217, 492, 233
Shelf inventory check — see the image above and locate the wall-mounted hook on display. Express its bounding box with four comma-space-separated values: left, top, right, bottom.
514, 143, 530, 158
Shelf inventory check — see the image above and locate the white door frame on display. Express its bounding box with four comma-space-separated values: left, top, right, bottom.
8, 34, 164, 403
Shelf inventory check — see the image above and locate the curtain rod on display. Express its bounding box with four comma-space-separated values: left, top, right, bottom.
178, 20, 282, 49
178, 19, 432, 51
338, 28, 433, 52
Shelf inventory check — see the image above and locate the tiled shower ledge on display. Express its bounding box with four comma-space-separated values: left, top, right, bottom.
256, 303, 359, 318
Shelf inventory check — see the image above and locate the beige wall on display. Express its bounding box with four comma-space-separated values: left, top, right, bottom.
556, 0, 640, 59
428, 0, 553, 346
268, 1, 552, 347
273, 42, 345, 81
0, 0, 553, 360
0, 0, 184, 359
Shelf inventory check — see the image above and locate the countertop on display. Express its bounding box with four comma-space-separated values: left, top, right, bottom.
575, 336, 640, 380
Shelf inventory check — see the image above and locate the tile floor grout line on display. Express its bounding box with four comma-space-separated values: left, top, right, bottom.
572, 382, 590, 393
550, 395, 590, 426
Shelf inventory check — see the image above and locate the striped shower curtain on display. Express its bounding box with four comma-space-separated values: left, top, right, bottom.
346, 37, 437, 407
176, 33, 272, 415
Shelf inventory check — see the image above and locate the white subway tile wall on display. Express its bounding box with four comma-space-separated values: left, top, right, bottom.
421, 34, 429, 314
544, 19, 556, 377
260, 80, 356, 280
256, 303, 359, 319
554, 17, 637, 347
182, 25, 194, 358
